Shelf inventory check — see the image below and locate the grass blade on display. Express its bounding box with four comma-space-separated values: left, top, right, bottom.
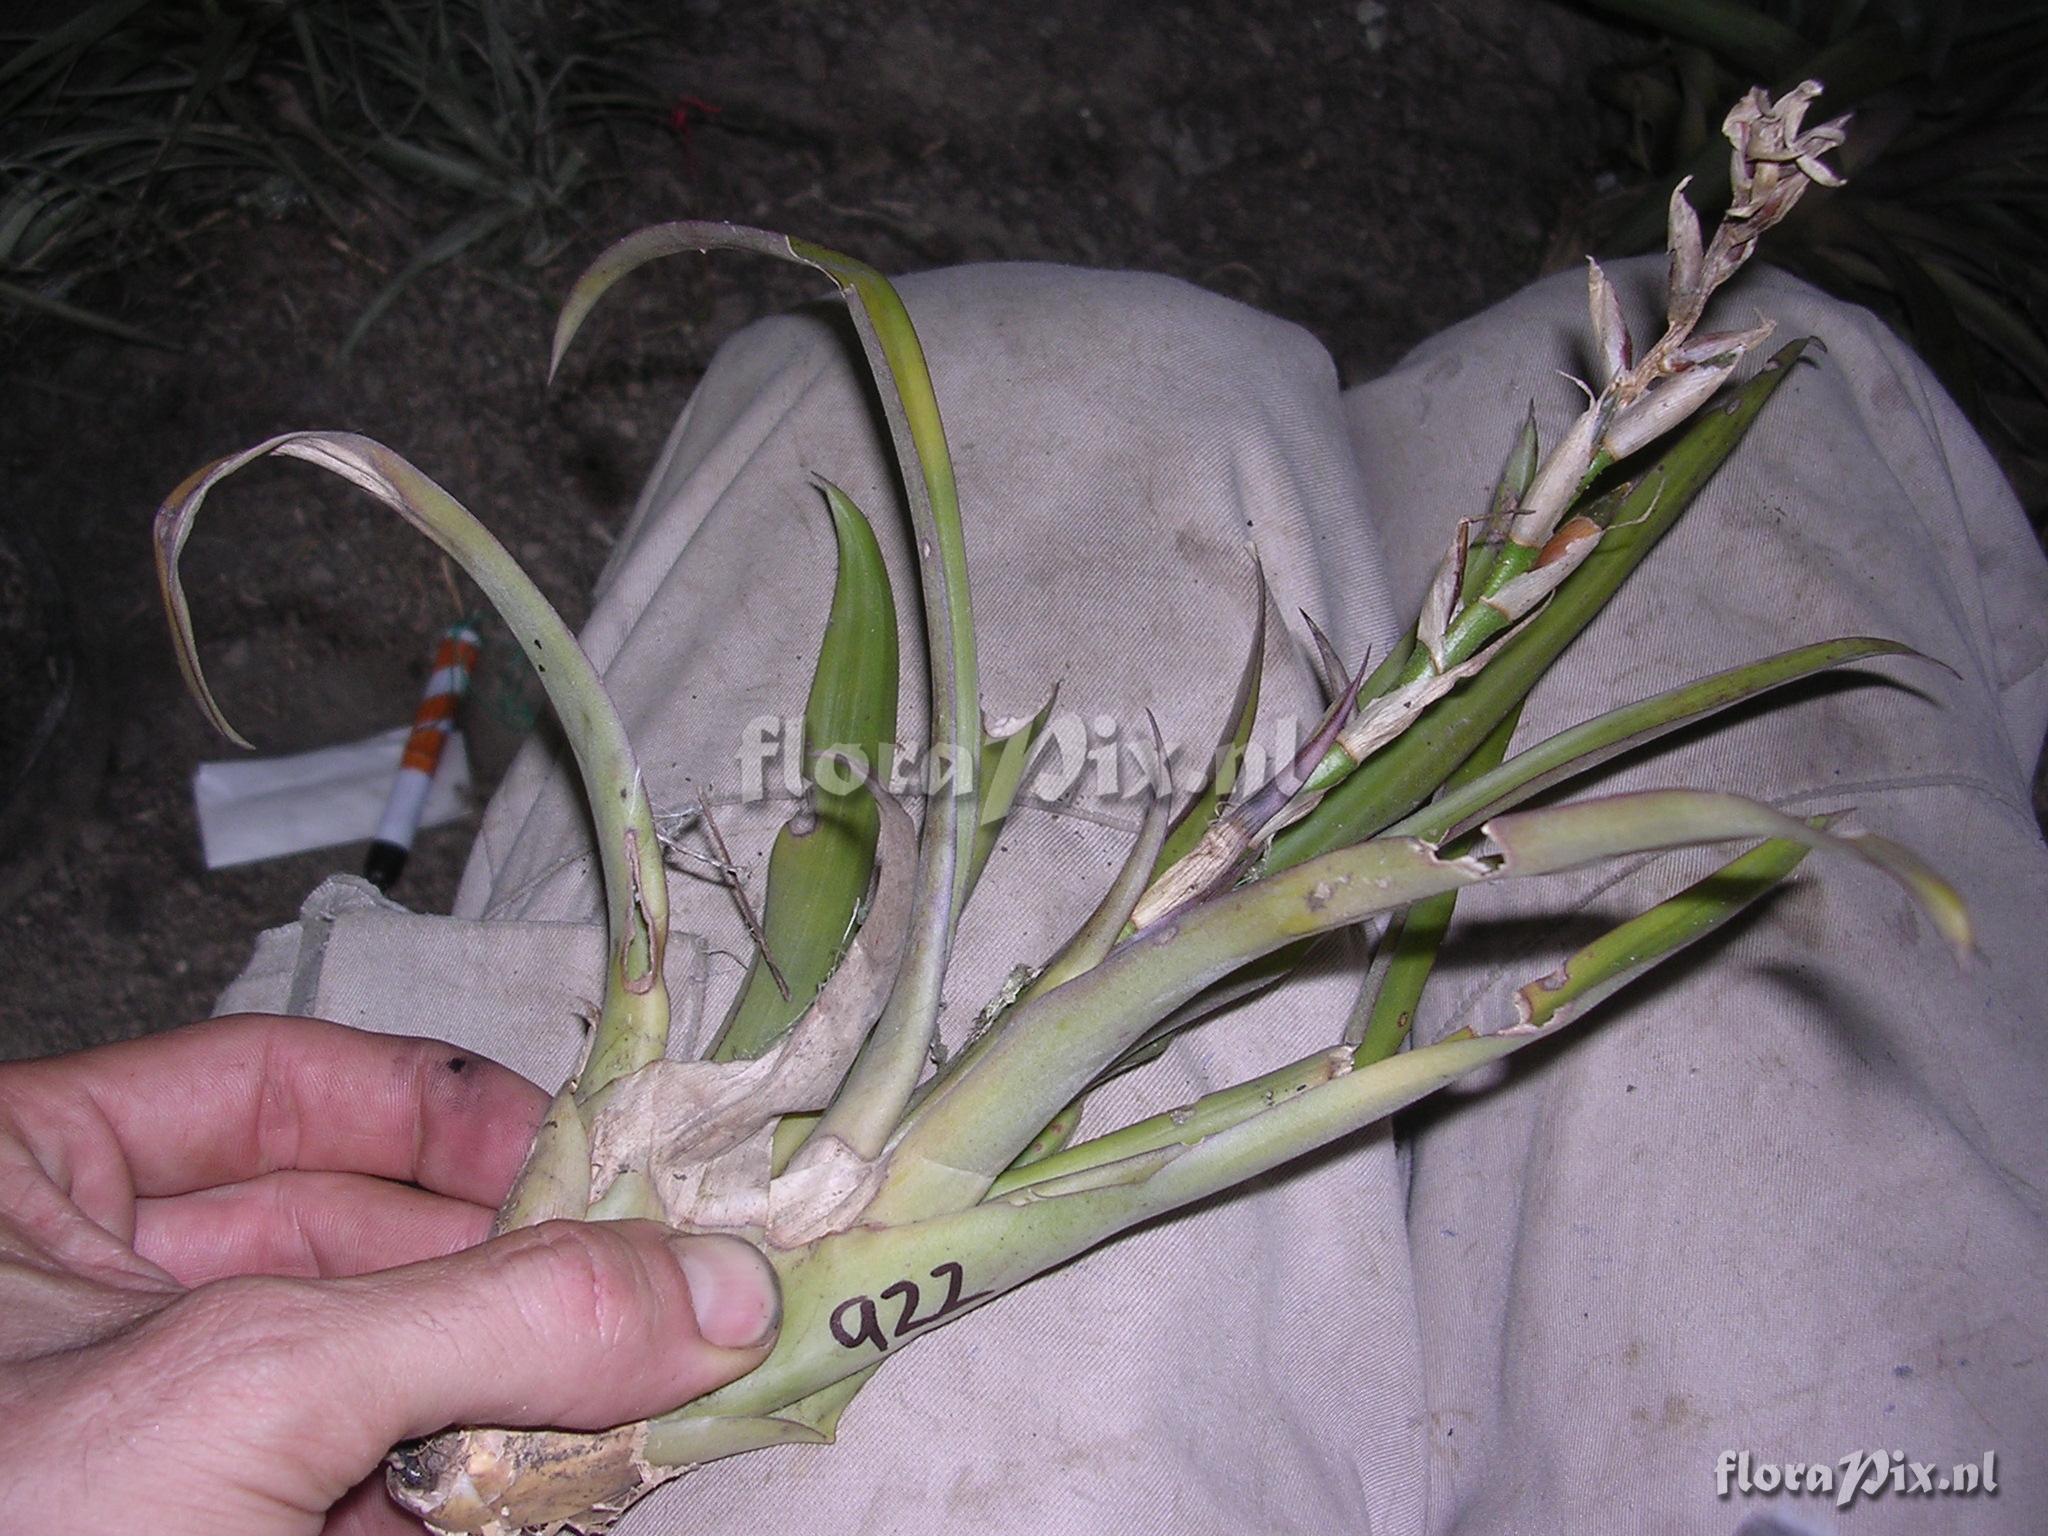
0, 275, 169, 347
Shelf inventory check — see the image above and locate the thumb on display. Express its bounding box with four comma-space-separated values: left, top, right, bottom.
126, 1218, 780, 1525
319, 1219, 781, 1440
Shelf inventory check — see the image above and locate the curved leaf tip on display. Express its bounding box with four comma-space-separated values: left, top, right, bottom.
155, 454, 257, 749
1481, 789, 1973, 961
551, 221, 798, 383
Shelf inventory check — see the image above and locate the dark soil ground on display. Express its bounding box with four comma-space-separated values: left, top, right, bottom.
1, 0, 1634, 1059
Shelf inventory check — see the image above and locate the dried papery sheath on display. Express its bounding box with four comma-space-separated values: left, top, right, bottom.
1418, 520, 1469, 670
1483, 550, 1582, 626
1669, 319, 1777, 371
1587, 258, 1632, 388
1666, 177, 1705, 321
1506, 401, 1607, 549
1726, 81, 1848, 218
1603, 355, 1742, 461
1128, 654, 1366, 930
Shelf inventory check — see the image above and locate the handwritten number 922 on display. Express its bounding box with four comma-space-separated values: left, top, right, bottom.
829, 1261, 992, 1354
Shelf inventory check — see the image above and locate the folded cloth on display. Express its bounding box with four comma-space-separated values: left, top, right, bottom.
221, 256, 2048, 1534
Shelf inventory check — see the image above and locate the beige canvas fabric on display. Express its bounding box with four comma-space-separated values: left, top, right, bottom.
220, 257, 2048, 1534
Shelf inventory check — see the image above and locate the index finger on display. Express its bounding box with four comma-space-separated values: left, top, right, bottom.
1, 1014, 550, 1204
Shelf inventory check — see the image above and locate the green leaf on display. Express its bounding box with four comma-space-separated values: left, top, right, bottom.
153, 432, 669, 1098
875, 781, 1968, 1217
1386, 636, 1934, 844
714, 480, 900, 1064
555, 222, 981, 1159
968, 689, 1058, 895
1512, 829, 1820, 1031
1483, 789, 1972, 956
682, 805, 1951, 1436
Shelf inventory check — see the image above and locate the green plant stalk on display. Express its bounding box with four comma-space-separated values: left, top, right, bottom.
1287, 70, 1889, 817
1298, 427, 1611, 802
1348, 901, 1451, 1066
712, 480, 900, 1064
1270, 337, 1814, 871
1295, 631, 1427, 792
1350, 705, 1521, 1065
152, 432, 669, 1103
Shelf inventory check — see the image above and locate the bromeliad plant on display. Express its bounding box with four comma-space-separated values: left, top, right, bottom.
155, 83, 1968, 1534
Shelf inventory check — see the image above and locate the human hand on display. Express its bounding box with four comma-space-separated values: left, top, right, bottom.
0, 1013, 780, 1534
